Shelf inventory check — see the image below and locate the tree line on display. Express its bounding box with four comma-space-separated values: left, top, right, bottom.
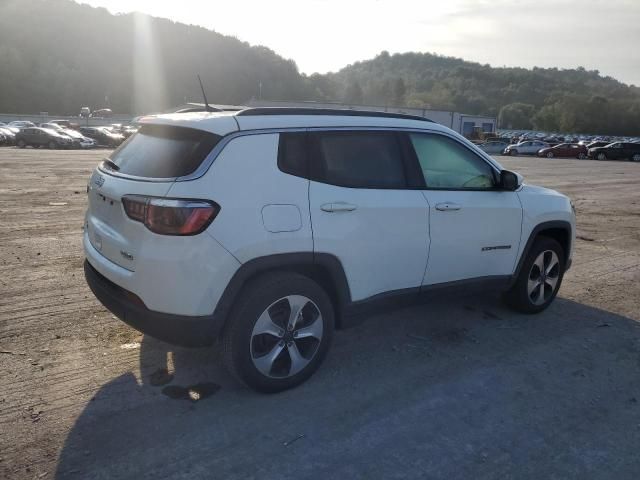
1, 0, 639, 135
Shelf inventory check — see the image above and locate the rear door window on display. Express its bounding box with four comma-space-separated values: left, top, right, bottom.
309, 131, 407, 188
108, 124, 221, 178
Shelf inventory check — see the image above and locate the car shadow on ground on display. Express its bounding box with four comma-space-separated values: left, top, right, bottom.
55, 293, 640, 479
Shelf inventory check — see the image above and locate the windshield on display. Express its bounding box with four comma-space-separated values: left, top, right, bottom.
107, 124, 221, 178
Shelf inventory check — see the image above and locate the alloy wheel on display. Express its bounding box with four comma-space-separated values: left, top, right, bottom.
250, 295, 323, 378
527, 250, 560, 306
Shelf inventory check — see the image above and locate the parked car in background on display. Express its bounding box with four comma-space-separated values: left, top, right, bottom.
504, 140, 549, 156
0, 127, 16, 145
90, 108, 113, 118
79, 127, 124, 147
122, 125, 138, 138
49, 120, 75, 129
588, 142, 640, 162
478, 140, 509, 154
9, 120, 36, 129
60, 128, 96, 148
585, 141, 609, 150
15, 127, 74, 149
537, 143, 588, 159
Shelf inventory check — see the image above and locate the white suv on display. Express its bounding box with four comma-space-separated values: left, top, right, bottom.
83, 108, 575, 392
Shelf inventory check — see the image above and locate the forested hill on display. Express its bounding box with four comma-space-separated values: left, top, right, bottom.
1, 0, 639, 135
315, 52, 640, 135
0, 0, 307, 114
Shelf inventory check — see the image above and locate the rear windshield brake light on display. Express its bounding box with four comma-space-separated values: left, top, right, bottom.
122, 195, 219, 236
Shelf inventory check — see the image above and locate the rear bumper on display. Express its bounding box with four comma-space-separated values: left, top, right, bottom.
84, 260, 224, 347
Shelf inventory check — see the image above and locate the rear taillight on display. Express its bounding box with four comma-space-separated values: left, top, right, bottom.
122, 195, 219, 236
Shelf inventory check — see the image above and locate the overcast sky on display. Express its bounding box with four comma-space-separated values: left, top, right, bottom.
80, 0, 640, 86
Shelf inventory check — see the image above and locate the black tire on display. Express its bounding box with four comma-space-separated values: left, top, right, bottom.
222, 272, 335, 393
509, 149, 518, 156
597, 152, 607, 161
17, 139, 26, 148
546, 152, 554, 158
503, 236, 566, 314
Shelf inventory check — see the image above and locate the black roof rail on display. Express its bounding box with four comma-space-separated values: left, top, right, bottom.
235, 107, 433, 123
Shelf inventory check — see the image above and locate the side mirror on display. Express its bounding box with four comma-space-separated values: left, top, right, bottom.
500, 170, 520, 191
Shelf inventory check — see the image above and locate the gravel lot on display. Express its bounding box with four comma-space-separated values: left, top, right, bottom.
1, 149, 640, 479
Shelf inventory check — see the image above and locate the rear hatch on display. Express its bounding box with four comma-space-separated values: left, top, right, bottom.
86, 123, 223, 271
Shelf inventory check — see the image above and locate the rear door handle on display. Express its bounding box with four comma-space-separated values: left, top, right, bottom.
321, 202, 357, 212
435, 202, 462, 211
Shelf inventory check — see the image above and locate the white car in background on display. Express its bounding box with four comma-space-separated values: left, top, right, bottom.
504, 140, 549, 156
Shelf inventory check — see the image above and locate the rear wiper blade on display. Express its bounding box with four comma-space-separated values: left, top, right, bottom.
101, 159, 120, 171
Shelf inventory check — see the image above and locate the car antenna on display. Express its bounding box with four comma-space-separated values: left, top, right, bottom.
197, 75, 218, 112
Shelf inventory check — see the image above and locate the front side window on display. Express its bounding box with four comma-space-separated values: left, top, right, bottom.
311, 131, 406, 188
408, 133, 496, 189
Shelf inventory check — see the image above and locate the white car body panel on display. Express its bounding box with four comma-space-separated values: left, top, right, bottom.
309, 182, 430, 301
166, 133, 313, 263
421, 190, 523, 285
84, 172, 240, 316
516, 184, 575, 264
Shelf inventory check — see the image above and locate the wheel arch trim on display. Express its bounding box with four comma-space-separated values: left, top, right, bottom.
213, 252, 351, 328
511, 220, 573, 285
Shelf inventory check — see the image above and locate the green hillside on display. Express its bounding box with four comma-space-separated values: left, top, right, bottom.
1, 0, 639, 134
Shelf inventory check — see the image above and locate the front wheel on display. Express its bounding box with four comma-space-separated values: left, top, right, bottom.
577, 152, 586, 159
597, 152, 607, 161
632, 153, 640, 162
503, 237, 565, 314
222, 272, 334, 393
546, 152, 554, 158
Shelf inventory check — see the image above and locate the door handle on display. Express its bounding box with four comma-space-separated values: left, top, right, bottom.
435, 202, 462, 211
321, 202, 357, 212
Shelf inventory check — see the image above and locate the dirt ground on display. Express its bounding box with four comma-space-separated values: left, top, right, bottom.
1, 149, 639, 479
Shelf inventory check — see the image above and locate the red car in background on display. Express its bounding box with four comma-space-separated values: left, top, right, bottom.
538, 143, 588, 159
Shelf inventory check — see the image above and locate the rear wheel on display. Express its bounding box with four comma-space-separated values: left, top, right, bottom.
222, 272, 334, 393
503, 237, 565, 314
597, 152, 607, 160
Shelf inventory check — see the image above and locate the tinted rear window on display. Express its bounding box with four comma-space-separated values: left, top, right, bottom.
311, 131, 406, 188
108, 124, 221, 178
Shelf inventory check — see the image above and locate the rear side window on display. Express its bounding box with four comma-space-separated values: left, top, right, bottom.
278, 132, 308, 178
310, 131, 406, 188
108, 124, 221, 178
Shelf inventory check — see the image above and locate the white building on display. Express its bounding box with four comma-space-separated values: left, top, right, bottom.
245, 100, 496, 137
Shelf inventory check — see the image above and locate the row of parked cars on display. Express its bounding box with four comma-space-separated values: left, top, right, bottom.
0, 120, 137, 149
478, 138, 640, 162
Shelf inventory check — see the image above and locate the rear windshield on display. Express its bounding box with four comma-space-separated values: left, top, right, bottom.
108, 124, 221, 178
